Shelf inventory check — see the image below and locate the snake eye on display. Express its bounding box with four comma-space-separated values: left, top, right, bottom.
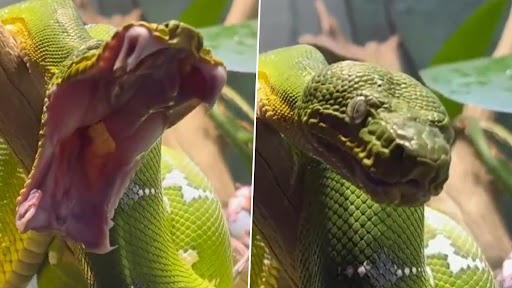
347, 96, 368, 124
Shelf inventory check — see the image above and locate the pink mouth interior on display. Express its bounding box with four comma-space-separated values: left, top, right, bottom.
15, 25, 226, 254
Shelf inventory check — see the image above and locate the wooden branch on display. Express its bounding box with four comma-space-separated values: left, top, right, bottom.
253, 121, 301, 287
298, 0, 402, 71
0, 25, 45, 172
223, 0, 259, 26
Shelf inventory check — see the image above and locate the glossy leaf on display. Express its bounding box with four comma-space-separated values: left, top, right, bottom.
467, 118, 512, 196
430, 0, 509, 65
198, 20, 258, 74
179, 0, 228, 28
421, 55, 512, 113
210, 104, 253, 172
426, 0, 509, 118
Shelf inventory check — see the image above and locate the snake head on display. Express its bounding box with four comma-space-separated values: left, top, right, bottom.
297, 61, 453, 206
15, 21, 226, 253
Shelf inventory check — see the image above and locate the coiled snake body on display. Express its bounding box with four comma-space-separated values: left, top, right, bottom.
0, 0, 233, 287
252, 45, 497, 287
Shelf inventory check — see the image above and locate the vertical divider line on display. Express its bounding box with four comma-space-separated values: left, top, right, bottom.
246, 0, 262, 286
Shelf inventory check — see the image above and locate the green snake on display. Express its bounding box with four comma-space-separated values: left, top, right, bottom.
251, 45, 497, 287
0, 0, 234, 287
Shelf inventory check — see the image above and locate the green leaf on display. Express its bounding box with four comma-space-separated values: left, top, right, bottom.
198, 20, 258, 73
179, 0, 228, 28
421, 55, 512, 113
210, 105, 253, 172
430, 0, 509, 66
426, 0, 509, 119
466, 118, 512, 196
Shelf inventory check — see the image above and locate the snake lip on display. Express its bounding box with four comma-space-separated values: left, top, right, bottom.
299, 108, 450, 207
312, 134, 434, 207
177, 58, 226, 111
15, 24, 226, 253
354, 169, 429, 206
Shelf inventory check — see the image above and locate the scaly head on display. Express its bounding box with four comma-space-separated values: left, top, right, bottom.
15, 21, 226, 253
296, 60, 453, 206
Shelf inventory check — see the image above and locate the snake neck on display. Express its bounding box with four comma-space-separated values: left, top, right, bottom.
0, 0, 94, 83
257, 45, 328, 146
297, 158, 433, 288
74, 141, 213, 288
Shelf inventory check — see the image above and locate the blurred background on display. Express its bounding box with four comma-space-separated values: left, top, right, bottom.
259, 0, 506, 66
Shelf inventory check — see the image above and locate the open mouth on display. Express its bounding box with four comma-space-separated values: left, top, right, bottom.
15, 24, 226, 254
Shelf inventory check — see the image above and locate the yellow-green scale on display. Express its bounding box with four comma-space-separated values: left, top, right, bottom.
423, 207, 496, 287
0, 139, 47, 287
85, 141, 213, 287
298, 158, 430, 287
0, 0, 93, 84
160, 147, 233, 288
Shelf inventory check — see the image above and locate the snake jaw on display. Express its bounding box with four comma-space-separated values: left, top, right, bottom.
15, 22, 226, 253
304, 131, 425, 206
357, 114, 451, 204
302, 109, 452, 206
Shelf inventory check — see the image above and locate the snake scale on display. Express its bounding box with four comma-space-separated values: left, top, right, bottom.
0, 0, 234, 287
251, 45, 498, 287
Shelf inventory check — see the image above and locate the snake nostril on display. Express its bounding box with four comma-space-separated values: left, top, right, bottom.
390, 144, 406, 161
